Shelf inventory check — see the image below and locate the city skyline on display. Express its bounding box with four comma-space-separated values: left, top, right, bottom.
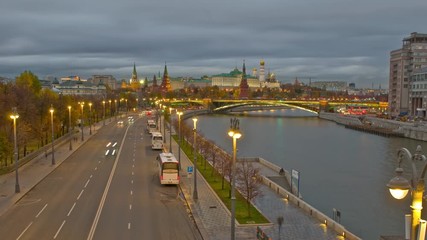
0, 0, 426, 88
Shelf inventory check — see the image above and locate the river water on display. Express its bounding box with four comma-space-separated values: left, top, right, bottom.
185, 109, 427, 239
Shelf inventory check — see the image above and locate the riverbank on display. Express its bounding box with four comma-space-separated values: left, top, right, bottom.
319, 112, 427, 141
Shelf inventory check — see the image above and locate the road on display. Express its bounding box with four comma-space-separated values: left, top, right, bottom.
0, 114, 202, 240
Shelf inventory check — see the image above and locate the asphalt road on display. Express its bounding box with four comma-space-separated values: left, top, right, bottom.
0, 115, 202, 240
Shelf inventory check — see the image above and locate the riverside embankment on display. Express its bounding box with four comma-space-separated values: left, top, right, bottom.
319, 112, 427, 141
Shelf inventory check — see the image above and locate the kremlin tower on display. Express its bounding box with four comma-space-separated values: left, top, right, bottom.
160, 63, 171, 96
239, 61, 249, 99
259, 59, 265, 82
131, 63, 138, 83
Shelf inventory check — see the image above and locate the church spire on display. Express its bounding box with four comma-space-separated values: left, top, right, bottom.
160, 62, 171, 95
131, 62, 138, 83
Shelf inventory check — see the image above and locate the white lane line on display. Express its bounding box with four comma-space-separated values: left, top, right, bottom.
68, 202, 76, 216
129, 204, 132, 210
53, 220, 66, 239
77, 189, 84, 200
106, 142, 111, 147
132, 164, 134, 168
132, 172, 134, 176
36, 204, 48, 218
112, 142, 118, 147
131, 180, 133, 184
128, 223, 131, 230
105, 150, 110, 156
94, 167, 98, 171
90, 175, 93, 179
87, 124, 131, 240
112, 149, 116, 155
130, 190, 133, 195
84, 179, 91, 188
98, 161, 101, 164
16, 222, 33, 240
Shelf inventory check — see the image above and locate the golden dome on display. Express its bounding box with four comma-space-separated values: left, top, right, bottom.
260, 59, 265, 66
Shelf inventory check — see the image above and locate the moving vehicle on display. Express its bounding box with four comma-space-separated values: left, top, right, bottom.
157, 153, 179, 185
146, 119, 157, 134
151, 132, 163, 150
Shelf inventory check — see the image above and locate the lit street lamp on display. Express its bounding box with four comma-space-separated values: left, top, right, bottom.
114, 99, 117, 121
102, 100, 106, 126
387, 145, 427, 240
177, 111, 183, 169
89, 102, 92, 135
163, 105, 166, 143
68, 106, 72, 150
80, 102, 84, 141
169, 107, 173, 153
193, 117, 198, 200
50, 105, 55, 165
228, 117, 242, 240
10, 107, 20, 193
109, 100, 112, 122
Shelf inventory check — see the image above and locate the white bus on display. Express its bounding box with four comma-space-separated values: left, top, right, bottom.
151, 132, 163, 150
157, 153, 180, 185
147, 119, 157, 134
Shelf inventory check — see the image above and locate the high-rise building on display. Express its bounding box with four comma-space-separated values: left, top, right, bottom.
389, 32, 427, 117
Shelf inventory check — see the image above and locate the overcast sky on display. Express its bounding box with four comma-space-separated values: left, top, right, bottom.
1, 0, 426, 88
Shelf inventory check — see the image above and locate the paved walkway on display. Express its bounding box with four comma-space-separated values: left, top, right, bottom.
0, 117, 347, 240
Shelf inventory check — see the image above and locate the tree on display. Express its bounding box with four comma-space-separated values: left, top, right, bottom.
15, 70, 42, 95
236, 160, 261, 217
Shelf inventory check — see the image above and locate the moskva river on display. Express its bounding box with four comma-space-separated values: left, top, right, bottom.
185, 109, 427, 239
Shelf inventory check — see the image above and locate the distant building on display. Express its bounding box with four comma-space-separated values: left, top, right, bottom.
54, 80, 107, 96
389, 32, 427, 117
211, 67, 259, 88
60, 76, 81, 82
310, 81, 347, 91
259, 59, 265, 82
349, 83, 356, 89
90, 75, 117, 90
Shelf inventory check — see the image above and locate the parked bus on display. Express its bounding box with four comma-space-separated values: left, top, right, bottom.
157, 153, 179, 185
151, 132, 163, 150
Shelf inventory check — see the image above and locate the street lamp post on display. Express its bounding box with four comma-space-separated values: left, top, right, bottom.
169, 107, 173, 153
228, 117, 242, 240
114, 99, 117, 121
80, 102, 84, 141
387, 145, 427, 240
50, 105, 55, 165
109, 100, 112, 122
10, 107, 20, 193
102, 100, 106, 126
89, 102, 92, 135
193, 117, 198, 200
68, 106, 72, 150
177, 111, 183, 169
163, 106, 166, 143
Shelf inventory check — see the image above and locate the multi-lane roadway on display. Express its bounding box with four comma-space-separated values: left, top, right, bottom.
0, 115, 202, 240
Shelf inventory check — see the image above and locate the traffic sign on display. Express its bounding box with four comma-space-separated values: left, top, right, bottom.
187, 166, 193, 174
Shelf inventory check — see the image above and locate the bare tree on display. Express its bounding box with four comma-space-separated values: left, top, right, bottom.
236, 160, 262, 217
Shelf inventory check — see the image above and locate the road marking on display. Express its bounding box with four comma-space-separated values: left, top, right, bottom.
68, 202, 76, 216
131, 180, 133, 184
54, 220, 66, 239
84, 179, 90, 188
87, 124, 130, 240
90, 174, 93, 178
132, 164, 134, 168
36, 204, 48, 218
106, 142, 111, 147
77, 189, 84, 200
112, 142, 118, 147
98, 160, 101, 164
128, 223, 131, 230
132, 172, 134, 176
94, 167, 97, 171
105, 150, 110, 156
16, 222, 32, 240
112, 149, 116, 155
130, 190, 133, 195
129, 204, 132, 210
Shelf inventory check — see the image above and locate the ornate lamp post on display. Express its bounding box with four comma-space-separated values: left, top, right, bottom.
387, 145, 427, 240
177, 111, 183, 169
10, 108, 20, 193
169, 107, 173, 153
80, 102, 84, 141
89, 102, 92, 135
68, 106, 72, 150
228, 117, 242, 240
193, 117, 198, 200
50, 105, 55, 165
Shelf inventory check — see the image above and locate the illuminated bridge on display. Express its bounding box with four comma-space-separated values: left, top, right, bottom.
170, 99, 388, 116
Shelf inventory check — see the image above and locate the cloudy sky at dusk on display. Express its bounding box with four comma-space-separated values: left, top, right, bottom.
1, 0, 426, 88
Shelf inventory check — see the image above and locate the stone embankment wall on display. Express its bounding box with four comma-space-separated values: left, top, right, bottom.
319, 112, 427, 142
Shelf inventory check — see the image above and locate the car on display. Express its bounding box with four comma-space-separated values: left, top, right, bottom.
117, 120, 124, 126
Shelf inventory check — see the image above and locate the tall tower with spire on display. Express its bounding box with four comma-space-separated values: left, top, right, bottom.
160, 63, 171, 94
239, 60, 249, 99
131, 63, 138, 83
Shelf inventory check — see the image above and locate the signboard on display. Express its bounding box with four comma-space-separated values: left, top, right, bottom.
187, 166, 193, 174
290, 169, 300, 197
